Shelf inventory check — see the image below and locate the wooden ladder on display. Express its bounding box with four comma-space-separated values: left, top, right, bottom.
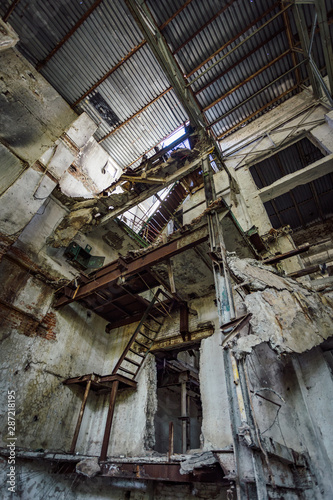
100, 288, 173, 461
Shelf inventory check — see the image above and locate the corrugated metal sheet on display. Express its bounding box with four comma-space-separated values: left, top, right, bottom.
1, 0, 332, 167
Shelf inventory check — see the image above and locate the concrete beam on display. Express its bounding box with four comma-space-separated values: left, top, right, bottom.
258, 153, 333, 202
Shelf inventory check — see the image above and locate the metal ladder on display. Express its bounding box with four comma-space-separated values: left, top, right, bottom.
112, 288, 172, 380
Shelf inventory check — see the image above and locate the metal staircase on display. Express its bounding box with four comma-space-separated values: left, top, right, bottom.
112, 288, 173, 380
63, 287, 174, 460
139, 183, 187, 243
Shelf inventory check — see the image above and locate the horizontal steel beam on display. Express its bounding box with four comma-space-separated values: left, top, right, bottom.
54, 222, 211, 307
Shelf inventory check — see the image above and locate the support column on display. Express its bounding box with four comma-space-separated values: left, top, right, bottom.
202, 157, 268, 499
100, 380, 119, 461
181, 378, 187, 454
70, 379, 92, 454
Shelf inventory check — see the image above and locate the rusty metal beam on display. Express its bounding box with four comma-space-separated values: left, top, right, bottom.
72, 40, 146, 107
194, 26, 285, 96
71, 1, 194, 108
2, 0, 21, 22
54, 223, 210, 308
217, 68, 327, 140
185, 1, 281, 80
172, 0, 237, 55
159, 0, 194, 30
98, 87, 172, 142
100, 461, 226, 483
100, 380, 119, 462
263, 243, 310, 264
70, 379, 91, 454
36, 0, 105, 70
209, 61, 306, 129
203, 49, 291, 112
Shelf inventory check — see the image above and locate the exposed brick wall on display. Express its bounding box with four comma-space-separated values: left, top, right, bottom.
0, 301, 57, 340
0, 231, 18, 262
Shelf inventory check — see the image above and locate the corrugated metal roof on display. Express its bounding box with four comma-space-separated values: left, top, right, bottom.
1, 0, 332, 168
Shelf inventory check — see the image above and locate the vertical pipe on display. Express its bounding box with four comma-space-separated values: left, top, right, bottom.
100, 380, 119, 461
168, 421, 174, 461
181, 380, 187, 454
70, 379, 91, 454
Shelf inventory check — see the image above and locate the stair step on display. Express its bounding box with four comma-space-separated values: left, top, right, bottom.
134, 339, 150, 349
148, 315, 162, 325
138, 330, 154, 341
142, 323, 158, 333
118, 366, 136, 376
124, 357, 141, 367
129, 348, 145, 357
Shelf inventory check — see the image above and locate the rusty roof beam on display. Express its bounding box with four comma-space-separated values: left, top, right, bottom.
40, 0, 193, 108
194, 26, 285, 95
159, 0, 194, 30
208, 60, 306, 130
2, 0, 21, 22
216, 85, 299, 140
194, 9, 333, 97
185, 1, 281, 80
172, 0, 237, 55
98, 87, 172, 143
36, 0, 105, 70
72, 41, 146, 107
203, 49, 291, 112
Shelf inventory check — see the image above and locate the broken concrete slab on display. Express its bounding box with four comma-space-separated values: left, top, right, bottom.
180, 451, 218, 474
228, 256, 333, 356
76, 457, 101, 478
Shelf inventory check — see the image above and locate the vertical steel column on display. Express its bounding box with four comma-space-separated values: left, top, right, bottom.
70, 378, 92, 454
180, 373, 188, 454
100, 380, 119, 461
202, 157, 268, 499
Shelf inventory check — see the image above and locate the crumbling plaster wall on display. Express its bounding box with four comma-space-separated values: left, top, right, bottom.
244, 342, 333, 498
0, 46, 121, 265
0, 264, 155, 458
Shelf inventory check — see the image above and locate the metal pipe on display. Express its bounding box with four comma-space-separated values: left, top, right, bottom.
181, 379, 187, 454
309, 56, 333, 106
308, 12, 318, 55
